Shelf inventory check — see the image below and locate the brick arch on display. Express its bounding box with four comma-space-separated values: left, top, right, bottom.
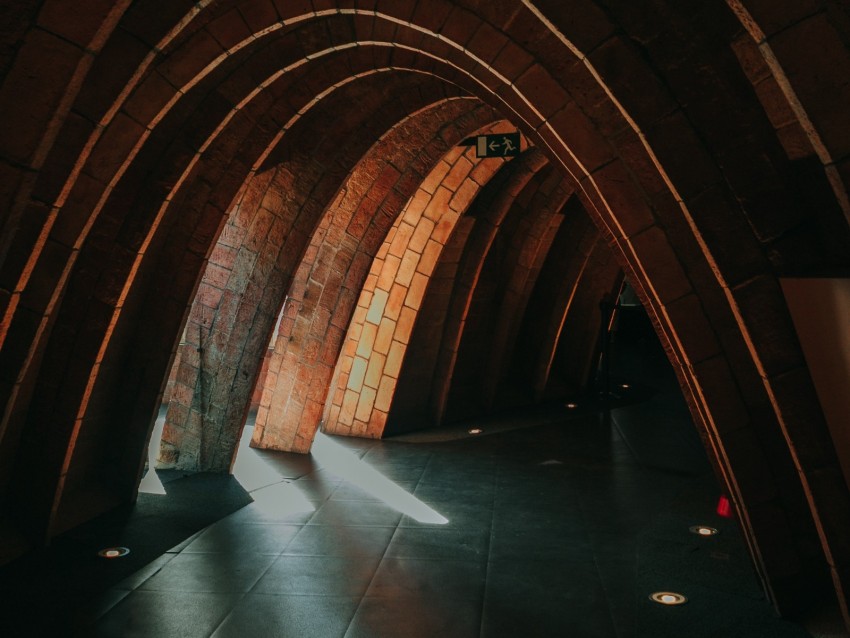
154, 74, 479, 472
387, 148, 553, 431
725, 0, 850, 228
515, 1, 850, 618
392, 184, 620, 429
479, 170, 574, 407
14, 64, 466, 539
441, 162, 568, 418
518, 196, 622, 402
0, 7, 558, 487
0, 0, 132, 278
322, 126, 521, 439
0, 0, 221, 352
427, 148, 551, 425
2, 13, 543, 543
250, 102, 502, 454
0, 56, 470, 536
0, 5, 567, 480
0, 3, 846, 620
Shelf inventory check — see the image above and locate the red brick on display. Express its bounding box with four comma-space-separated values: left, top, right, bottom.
588, 35, 677, 126
743, 0, 821, 37
424, 186, 452, 221
388, 221, 415, 258
394, 251, 418, 287
384, 340, 406, 378
432, 215, 457, 244
492, 40, 534, 82
439, 6, 481, 48
515, 64, 570, 120
442, 156, 473, 191
0, 31, 86, 162
395, 305, 417, 343
236, 0, 280, 33
665, 293, 722, 365
466, 20, 509, 64
449, 178, 479, 213
159, 29, 226, 88
589, 159, 655, 238
364, 353, 386, 390
769, 13, 850, 159
356, 322, 378, 359
206, 9, 254, 50
629, 226, 692, 304
354, 385, 377, 422
374, 375, 395, 412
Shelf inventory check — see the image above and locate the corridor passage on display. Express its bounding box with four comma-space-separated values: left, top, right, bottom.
84, 404, 811, 638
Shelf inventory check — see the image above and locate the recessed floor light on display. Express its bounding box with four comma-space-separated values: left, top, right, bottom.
98, 547, 130, 559
621, 383, 631, 389
566, 403, 578, 409
649, 591, 687, 605
689, 525, 719, 536
468, 428, 483, 435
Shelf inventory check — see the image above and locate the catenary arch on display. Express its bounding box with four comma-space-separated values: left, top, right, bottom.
1, 37, 481, 535
429, 148, 552, 424
387, 147, 552, 429
434, 160, 571, 420
477, 168, 575, 408
5, 56, 472, 540
161, 95, 501, 467
322, 124, 520, 439
249, 108, 506, 455
0, 1, 846, 623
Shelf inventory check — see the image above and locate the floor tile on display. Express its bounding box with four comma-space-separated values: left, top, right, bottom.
211, 593, 359, 638
284, 525, 395, 558
489, 527, 592, 562
399, 501, 492, 530
113, 553, 177, 591
366, 557, 487, 600
253, 555, 380, 597
345, 596, 482, 638
309, 499, 403, 527
90, 588, 131, 620
385, 527, 490, 561
138, 552, 276, 592
414, 482, 495, 505
480, 591, 617, 638
65, 383, 821, 638
182, 523, 301, 555
485, 558, 603, 603
94, 590, 241, 638
331, 480, 419, 502
228, 482, 319, 524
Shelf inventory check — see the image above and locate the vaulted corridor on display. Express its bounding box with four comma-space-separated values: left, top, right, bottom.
1, 1, 850, 635
1, 384, 825, 637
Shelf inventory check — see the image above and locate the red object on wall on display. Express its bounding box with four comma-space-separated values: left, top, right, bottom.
716, 495, 733, 518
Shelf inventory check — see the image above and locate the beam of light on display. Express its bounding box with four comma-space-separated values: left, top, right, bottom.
231, 424, 295, 493
138, 411, 166, 495
249, 480, 316, 517
311, 432, 448, 525
231, 423, 316, 516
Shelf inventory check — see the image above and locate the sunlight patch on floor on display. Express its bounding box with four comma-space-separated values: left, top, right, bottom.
311, 432, 448, 525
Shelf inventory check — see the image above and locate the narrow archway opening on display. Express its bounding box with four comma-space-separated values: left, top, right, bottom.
600, 280, 711, 476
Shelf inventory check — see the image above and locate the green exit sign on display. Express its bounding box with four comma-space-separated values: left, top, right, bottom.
460, 133, 521, 158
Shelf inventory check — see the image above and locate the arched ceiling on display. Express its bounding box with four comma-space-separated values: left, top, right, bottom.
0, 0, 849, 627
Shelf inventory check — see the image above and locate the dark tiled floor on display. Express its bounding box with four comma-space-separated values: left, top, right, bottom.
79, 404, 817, 638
